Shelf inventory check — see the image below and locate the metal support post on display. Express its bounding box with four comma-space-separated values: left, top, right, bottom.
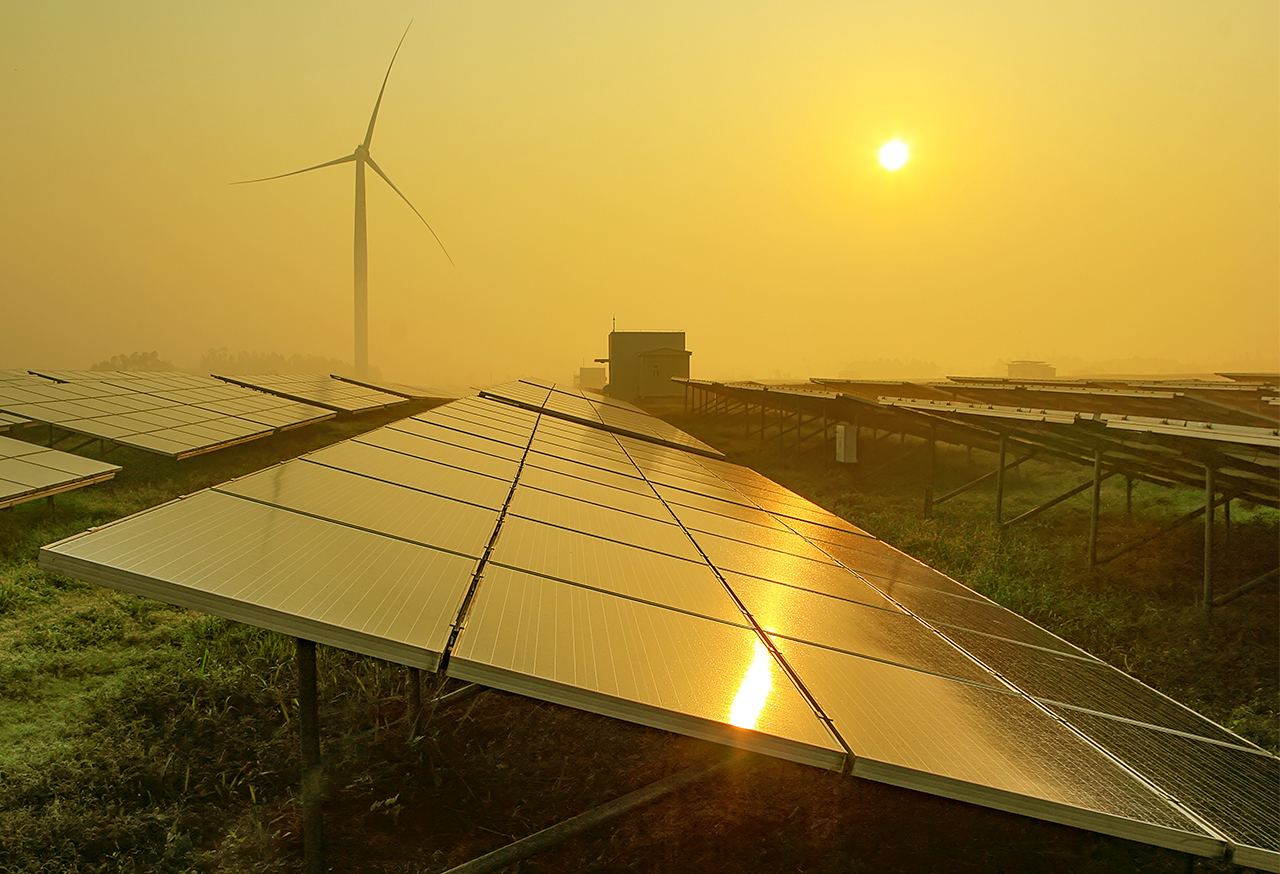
1088, 448, 1103, 569
995, 434, 1007, 526
924, 423, 937, 517
1224, 497, 1231, 531
297, 638, 324, 874
407, 667, 421, 738
1203, 466, 1215, 615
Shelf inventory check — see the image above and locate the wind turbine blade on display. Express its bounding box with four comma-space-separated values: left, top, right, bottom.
366, 154, 454, 265
232, 153, 357, 185
364, 21, 413, 150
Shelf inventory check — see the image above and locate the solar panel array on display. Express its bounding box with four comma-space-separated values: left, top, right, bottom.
0, 372, 334, 459
0, 371, 55, 431
0, 434, 120, 509
39, 393, 1278, 870
481, 379, 724, 459
214, 374, 410, 414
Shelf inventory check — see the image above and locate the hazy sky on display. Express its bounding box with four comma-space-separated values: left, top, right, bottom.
2, 1, 1277, 385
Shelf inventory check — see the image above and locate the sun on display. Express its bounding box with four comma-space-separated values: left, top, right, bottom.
878, 139, 909, 171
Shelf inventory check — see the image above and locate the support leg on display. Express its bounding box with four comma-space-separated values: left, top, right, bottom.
297, 638, 324, 874
995, 435, 1007, 526
1088, 448, 1103, 569
1203, 466, 1215, 615
924, 423, 936, 518
408, 666, 421, 738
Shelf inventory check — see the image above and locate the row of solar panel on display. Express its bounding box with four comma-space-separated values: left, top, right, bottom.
0, 374, 335, 458
213, 374, 408, 413
0, 434, 120, 509
481, 379, 724, 458
40, 392, 1277, 867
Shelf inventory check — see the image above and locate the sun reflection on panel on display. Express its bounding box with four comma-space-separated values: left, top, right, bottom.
728, 638, 774, 729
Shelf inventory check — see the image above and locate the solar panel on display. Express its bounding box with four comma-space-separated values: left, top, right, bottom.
37, 390, 1279, 868
329, 373, 472, 401
0, 435, 121, 509
481, 380, 724, 458
449, 565, 847, 770
0, 373, 334, 458
215, 373, 409, 414
772, 637, 1220, 853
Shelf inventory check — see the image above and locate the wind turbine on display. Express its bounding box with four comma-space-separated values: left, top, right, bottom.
236, 22, 451, 379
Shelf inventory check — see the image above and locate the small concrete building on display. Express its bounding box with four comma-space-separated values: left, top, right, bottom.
574, 366, 607, 392
1007, 360, 1057, 380
596, 331, 691, 402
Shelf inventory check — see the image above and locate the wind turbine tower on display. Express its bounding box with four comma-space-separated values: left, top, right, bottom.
236, 23, 451, 378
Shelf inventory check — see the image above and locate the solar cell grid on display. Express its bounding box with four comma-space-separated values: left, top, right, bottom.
880, 583, 1088, 657
489, 516, 746, 625
41, 490, 475, 672
543, 392, 602, 422
306, 441, 512, 509
0, 376, 334, 458
526, 451, 650, 493
685, 521, 836, 564
1046, 706, 1279, 855
482, 380, 724, 458
428, 406, 535, 443
449, 566, 847, 771
387, 418, 527, 459
530, 432, 633, 467
773, 638, 1217, 846
215, 463, 499, 559
506, 487, 698, 562
724, 573, 996, 685
451, 394, 540, 423
823, 543, 988, 600
528, 442, 642, 478
615, 439, 710, 472
643, 470, 754, 505
668, 501, 791, 534
517, 465, 669, 518
943, 628, 1245, 746
718, 566, 898, 612
215, 373, 407, 413
357, 428, 521, 480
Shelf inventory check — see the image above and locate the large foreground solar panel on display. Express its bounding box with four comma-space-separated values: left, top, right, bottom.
0, 435, 120, 509
39, 391, 1278, 869
214, 374, 409, 414
0, 372, 334, 458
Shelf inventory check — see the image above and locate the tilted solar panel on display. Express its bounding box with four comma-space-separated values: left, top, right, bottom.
0, 374, 334, 458
38, 390, 1279, 869
0, 434, 121, 509
214, 373, 409, 414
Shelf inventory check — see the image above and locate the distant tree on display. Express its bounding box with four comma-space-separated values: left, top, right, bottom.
89, 351, 175, 372
199, 348, 380, 380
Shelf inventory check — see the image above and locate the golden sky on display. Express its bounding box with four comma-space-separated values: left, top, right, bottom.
2, 1, 1277, 384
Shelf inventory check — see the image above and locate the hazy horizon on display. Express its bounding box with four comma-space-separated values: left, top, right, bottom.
3, 2, 1277, 388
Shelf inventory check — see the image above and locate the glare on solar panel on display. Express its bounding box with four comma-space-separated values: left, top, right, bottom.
448, 565, 847, 771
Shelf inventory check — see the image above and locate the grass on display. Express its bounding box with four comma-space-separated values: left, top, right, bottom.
0, 398, 1275, 873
